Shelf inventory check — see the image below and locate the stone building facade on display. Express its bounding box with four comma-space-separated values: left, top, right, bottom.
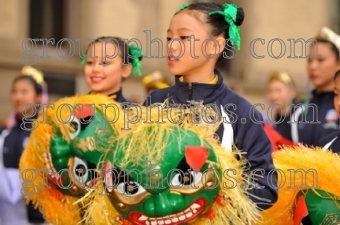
0, 0, 339, 123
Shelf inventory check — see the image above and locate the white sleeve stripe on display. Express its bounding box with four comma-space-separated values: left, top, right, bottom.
290, 105, 305, 144
0, 129, 10, 166
322, 136, 338, 150
220, 105, 233, 152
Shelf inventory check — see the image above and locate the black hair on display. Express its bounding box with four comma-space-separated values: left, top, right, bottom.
87, 36, 143, 64
334, 69, 340, 80
315, 39, 340, 61
12, 76, 42, 95
175, 3, 245, 62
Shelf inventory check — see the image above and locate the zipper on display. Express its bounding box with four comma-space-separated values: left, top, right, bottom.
188, 82, 192, 100
188, 82, 197, 123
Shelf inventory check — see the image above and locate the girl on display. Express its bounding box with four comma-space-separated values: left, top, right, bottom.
317, 69, 340, 152
144, 2, 277, 211
291, 27, 340, 225
291, 27, 340, 146
0, 66, 47, 224
266, 71, 296, 141
263, 71, 296, 151
82, 36, 143, 102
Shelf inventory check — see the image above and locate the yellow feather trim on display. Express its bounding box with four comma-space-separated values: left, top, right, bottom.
79, 100, 262, 225
259, 145, 340, 225
19, 94, 135, 225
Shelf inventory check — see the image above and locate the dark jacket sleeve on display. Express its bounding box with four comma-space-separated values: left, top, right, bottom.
316, 131, 336, 148
316, 136, 327, 148
234, 107, 278, 210
142, 89, 168, 106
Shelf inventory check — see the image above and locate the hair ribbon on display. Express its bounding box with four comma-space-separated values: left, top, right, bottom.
80, 49, 87, 66
209, 4, 241, 50
129, 45, 144, 77
177, 4, 190, 12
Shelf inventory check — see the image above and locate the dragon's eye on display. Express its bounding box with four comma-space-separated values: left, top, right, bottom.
171, 170, 203, 187
117, 181, 146, 196
68, 116, 81, 139
72, 157, 89, 184
102, 164, 147, 197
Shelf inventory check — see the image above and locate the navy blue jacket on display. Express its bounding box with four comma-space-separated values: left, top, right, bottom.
0, 115, 45, 223
290, 91, 339, 146
268, 107, 297, 141
144, 69, 278, 210
317, 130, 340, 153
90, 88, 128, 103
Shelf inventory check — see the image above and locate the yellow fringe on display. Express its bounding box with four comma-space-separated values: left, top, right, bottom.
259, 145, 340, 225
19, 96, 262, 224
19, 94, 133, 225
80, 101, 261, 225
19, 121, 82, 225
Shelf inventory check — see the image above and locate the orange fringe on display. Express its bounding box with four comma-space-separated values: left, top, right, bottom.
259, 145, 340, 225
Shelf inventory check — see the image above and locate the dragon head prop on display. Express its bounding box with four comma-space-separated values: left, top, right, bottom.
81, 113, 260, 225
20, 97, 261, 225
46, 100, 123, 197
19, 94, 134, 225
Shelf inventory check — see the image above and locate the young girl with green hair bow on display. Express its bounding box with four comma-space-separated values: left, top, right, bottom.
81, 36, 143, 103
144, 2, 278, 217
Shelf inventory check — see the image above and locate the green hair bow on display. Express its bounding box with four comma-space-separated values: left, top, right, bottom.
209, 3, 241, 50
177, 3, 190, 12
80, 49, 87, 65
129, 44, 143, 77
